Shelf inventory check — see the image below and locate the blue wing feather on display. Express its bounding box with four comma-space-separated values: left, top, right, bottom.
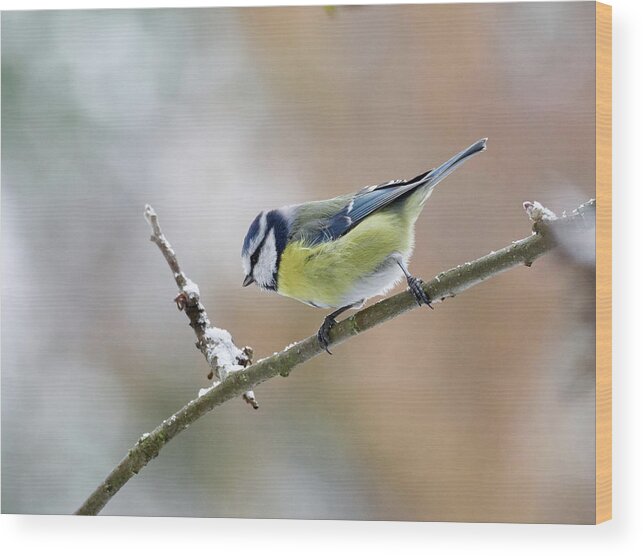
304, 138, 488, 245
307, 171, 433, 245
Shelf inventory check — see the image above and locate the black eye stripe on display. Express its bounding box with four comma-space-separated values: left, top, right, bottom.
250, 230, 270, 270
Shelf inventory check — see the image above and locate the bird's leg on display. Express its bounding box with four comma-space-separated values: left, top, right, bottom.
395, 257, 433, 308
317, 303, 358, 355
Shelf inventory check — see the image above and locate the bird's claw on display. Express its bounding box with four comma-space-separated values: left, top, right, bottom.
408, 277, 433, 308
317, 316, 337, 354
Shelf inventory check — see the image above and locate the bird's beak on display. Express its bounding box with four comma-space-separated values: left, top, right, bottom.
242, 274, 255, 287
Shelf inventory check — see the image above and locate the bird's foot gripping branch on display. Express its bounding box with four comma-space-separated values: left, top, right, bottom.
75, 198, 595, 516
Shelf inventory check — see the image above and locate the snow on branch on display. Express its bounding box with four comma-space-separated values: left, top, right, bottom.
75, 198, 596, 516
143, 205, 256, 403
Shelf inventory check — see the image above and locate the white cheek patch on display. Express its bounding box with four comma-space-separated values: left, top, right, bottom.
253, 228, 277, 287
242, 255, 251, 276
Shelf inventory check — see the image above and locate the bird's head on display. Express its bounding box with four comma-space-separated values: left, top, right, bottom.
241, 209, 289, 291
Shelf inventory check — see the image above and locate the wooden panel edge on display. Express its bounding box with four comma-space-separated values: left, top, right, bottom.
595, 0, 612, 525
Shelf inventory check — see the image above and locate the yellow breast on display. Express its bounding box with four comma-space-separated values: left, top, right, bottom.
277, 211, 415, 308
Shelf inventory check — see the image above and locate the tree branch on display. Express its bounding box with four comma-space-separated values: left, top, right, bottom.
143, 205, 257, 406
75, 198, 595, 516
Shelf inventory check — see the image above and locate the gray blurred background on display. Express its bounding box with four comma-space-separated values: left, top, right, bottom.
2, 3, 596, 522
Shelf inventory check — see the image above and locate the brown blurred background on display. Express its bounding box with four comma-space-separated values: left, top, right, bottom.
2, 3, 596, 522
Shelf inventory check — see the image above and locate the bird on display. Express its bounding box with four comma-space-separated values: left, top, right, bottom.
241, 138, 487, 353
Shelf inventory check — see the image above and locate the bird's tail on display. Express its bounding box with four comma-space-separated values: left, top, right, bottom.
411, 137, 487, 191
400, 138, 487, 219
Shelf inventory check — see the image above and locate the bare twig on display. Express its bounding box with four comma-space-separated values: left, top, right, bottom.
143, 205, 256, 404
75, 199, 595, 516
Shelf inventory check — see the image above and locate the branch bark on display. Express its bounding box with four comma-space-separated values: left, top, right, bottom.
75, 198, 595, 516
143, 205, 257, 407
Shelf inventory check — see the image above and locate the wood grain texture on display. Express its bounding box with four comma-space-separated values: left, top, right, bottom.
595, 1, 612, 525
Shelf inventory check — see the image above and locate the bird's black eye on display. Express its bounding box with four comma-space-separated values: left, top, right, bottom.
250, 229, 270, 270
250, 249, 260, 267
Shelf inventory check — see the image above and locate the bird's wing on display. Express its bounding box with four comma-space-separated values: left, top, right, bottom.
347, 169, 435, 222
293, 138, 488, 246
301, 169, 435, 245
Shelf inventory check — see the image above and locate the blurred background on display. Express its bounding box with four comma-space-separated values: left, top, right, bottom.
2, 3, 596, 522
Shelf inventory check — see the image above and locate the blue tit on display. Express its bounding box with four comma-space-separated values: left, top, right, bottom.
241, 138, 487, 352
